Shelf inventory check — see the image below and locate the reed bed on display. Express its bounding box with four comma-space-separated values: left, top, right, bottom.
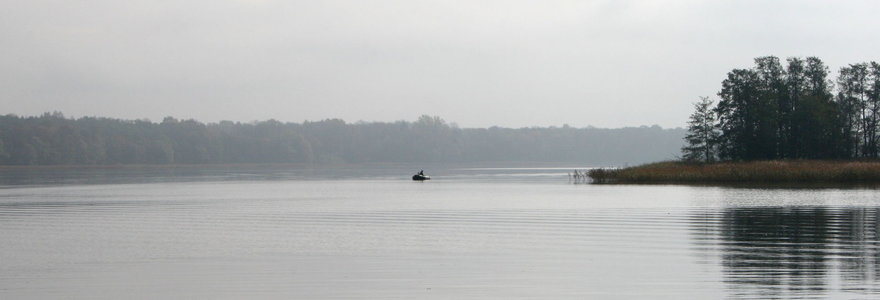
568, 169, 591, 183
588, 160, 880, 184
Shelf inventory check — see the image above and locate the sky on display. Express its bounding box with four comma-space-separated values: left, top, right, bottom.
2, 0, 879, 129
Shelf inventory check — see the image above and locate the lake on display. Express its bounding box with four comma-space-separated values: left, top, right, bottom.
2, 165, 880, 299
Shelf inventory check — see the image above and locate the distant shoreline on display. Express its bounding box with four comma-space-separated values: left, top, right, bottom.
0, 161, 602, 170
0, 113, 683, 167
0, 163, 319, 170
588, 160, 880, 185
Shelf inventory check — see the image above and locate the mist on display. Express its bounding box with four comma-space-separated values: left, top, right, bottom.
3, 1, 880, 128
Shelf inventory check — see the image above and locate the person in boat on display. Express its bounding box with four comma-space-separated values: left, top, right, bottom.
418, 170, 424, 176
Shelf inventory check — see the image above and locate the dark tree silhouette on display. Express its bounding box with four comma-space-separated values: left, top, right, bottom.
682, 97, 719, 162
686, 56, 877, 161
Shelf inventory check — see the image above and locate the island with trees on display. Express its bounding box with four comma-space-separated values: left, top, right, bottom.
590, 56, 880, 184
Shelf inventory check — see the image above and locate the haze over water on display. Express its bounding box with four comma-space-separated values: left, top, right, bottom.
2, 166, 880, 299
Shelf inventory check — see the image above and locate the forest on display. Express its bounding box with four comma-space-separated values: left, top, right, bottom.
683, 56, 880, 162
0, 114, 684, 166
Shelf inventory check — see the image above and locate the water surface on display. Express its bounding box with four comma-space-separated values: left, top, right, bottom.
2, 166, 880, 299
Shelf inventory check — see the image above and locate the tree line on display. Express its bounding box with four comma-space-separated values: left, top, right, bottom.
0, 113, 685, 166
683, 56, 880, 162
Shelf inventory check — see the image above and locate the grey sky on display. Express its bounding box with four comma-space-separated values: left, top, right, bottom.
2, 0, 878, 128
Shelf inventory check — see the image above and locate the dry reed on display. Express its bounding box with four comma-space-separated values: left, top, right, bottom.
588, 160, 880, 184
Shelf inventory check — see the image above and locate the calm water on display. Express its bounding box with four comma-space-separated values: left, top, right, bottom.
2, 165, 880, 299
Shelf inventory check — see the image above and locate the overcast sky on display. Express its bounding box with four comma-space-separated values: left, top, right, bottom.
2, 0, 878, 128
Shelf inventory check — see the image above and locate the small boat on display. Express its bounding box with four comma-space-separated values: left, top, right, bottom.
412, 174, 431, 181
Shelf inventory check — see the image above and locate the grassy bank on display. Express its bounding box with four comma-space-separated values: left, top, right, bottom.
588, 160, 880, 184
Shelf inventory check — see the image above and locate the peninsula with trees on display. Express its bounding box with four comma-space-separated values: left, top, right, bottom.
590, 56, 880, 184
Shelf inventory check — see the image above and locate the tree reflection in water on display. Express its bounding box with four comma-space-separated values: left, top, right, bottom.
692, 207, 880, 299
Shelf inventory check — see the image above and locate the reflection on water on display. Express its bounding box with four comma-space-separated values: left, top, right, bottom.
692, 207, 880, 299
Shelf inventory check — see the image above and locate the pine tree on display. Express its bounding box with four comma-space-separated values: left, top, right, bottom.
682, 97, 720, 162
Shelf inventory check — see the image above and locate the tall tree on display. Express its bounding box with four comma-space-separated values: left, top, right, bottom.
796, 57, 840, 158
754, 56, 790, 158
837, 64, 871, 157
682, 97, 719, 162
786, 57, 807, 158
716, 68, 762, 160
868, 62, 880, 157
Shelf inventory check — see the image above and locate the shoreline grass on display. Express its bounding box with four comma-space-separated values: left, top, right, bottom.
588, 160, 880, 184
